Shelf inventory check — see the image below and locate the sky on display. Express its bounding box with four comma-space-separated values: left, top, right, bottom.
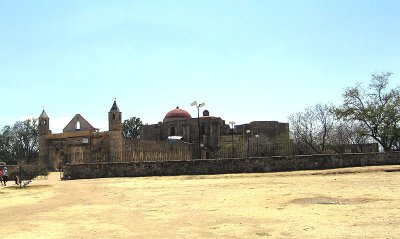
1, 0, 399, 133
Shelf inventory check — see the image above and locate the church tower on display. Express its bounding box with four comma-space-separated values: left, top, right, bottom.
39, 110, 50, 167
108, 100, 122, 131
108, 100, 123, 162
39, 110, 50, 135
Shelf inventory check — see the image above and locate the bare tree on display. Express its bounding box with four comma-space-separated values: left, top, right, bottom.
329, 120, 371, 153
289, 103, 335, 154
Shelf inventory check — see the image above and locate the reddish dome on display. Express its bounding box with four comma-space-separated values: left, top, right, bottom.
164, 106, 191, 122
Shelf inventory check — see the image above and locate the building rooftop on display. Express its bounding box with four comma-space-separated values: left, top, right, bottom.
110, 100, 120, 112
39, 110, 49, 119
164, 106, 191, 122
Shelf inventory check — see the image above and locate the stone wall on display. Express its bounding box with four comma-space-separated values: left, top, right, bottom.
63, 152, 400, 179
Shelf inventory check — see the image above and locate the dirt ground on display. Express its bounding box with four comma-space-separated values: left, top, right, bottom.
1, 165, 400, 239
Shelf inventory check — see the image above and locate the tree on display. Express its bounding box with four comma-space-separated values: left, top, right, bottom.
336, 72, 400, 151
288, 103, 336, 154
0, 125, 14, 163
122, 117, 143, 139
329, 120, 371, 153
0, 118, 39, 164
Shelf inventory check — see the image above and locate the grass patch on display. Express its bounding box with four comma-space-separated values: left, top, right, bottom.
5, 185, 52, 191
384, 169, 400, 173
256, 232, 270, 237
290, 196, 377, 205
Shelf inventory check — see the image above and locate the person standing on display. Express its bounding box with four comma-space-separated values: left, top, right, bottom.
2, 167, 8, 186
0, 167, 3, 186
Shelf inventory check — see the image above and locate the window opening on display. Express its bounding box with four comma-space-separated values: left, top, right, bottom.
170, 127, 176, 136
201, 125, 206, 135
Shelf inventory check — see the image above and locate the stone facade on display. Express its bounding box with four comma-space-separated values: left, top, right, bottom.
235, 121, 289, 140
39, 112, 107, 169
142, 107, 290, 155
39, 101, 290, 168
142, 112, 224, 151
39, 101, 194, 169
63, 114, 97, 133
39, 102, 122, 169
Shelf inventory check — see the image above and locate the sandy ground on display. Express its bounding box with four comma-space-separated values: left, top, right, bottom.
1, 166, 400, 239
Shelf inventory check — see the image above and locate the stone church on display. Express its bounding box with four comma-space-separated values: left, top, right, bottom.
142, 106, 290, 153
38, 100, 126, 168
38, 100, 289, 168
142, 107, 224, 151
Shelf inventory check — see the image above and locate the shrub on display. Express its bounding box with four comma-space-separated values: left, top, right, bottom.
9, 164, 49, 181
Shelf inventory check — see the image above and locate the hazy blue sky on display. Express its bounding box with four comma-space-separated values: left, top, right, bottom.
1, 0, 399, 133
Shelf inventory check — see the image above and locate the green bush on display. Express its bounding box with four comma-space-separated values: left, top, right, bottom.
9, 164, 49, 181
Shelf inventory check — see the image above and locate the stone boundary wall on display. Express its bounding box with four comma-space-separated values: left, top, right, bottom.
63, 152, 400, 179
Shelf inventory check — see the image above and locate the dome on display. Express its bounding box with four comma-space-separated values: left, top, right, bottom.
164, 106, 191, 122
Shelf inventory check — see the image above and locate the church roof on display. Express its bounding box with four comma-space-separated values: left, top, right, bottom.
164, 106, 191, 121
110, 100, 120, 112
39, 110, 49, 119
63, 114, 97, 133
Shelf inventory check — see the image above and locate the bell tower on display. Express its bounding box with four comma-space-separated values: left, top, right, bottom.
109, 99, 122, 131
39, 110, 50, 135
108, 100, 123, 162
39, 110, 50, 168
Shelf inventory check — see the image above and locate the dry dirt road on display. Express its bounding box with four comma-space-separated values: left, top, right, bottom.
1, 165, 400, 239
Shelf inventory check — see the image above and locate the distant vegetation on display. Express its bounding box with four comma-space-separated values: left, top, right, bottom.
0, 118, 38, 165
122, 117, 143, 139
9, 164, 49, 187
289, 72, 400, 152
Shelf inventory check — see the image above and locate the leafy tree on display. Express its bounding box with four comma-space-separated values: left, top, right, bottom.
0, 118, 39, 164
122, 117, 143, 139
0, 125, 14, 163
336, 72, 400, 151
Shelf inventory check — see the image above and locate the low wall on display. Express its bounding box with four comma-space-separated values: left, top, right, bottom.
63, 152, 400, 179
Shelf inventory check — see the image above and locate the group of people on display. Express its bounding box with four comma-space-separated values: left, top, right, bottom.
0, 166, 9, 186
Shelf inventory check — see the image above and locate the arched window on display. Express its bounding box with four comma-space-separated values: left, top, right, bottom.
201, 125, 206, 135
76, 121, 81, 130
169, 127, 176, 136
113, 113, 116, 120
